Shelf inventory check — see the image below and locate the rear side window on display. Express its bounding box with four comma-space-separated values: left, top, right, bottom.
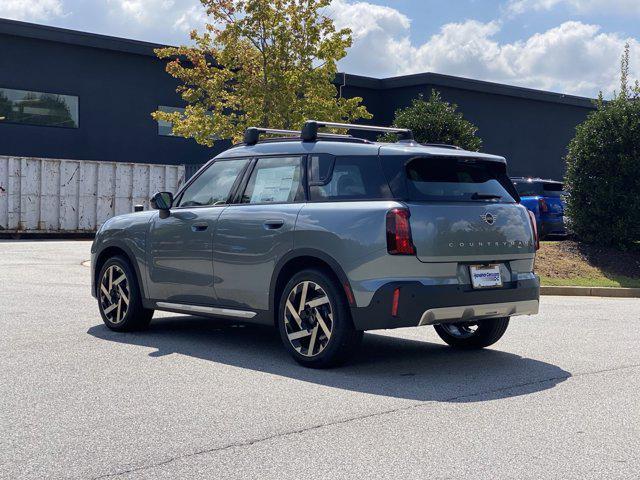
309, 155, 391, 201
241, 156, 304, 204
405, 158, 517, 203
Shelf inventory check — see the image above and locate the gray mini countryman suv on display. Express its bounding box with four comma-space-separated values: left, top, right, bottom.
91, 120, 540, 368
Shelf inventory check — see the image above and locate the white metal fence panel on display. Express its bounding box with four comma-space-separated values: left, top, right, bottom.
0, 156, 184, 232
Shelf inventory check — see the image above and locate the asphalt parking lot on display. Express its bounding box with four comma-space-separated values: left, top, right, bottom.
1, 240, 639, 479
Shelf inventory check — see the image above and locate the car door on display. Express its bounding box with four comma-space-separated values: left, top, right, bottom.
213, 155, 306, 311
146, 158, 249, 304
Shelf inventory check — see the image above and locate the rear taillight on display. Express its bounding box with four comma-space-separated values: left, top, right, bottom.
527, 210, 540, 251
386, 208, 415, 255
538, 198, 548, 213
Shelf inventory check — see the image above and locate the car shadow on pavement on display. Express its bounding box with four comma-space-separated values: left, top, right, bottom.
87, 315, 571, 403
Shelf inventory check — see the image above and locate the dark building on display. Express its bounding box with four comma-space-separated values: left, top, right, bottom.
0, 17, 595, 180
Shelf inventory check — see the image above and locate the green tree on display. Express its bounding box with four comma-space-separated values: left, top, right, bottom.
152, 0, 371, 145
565, 43, 640, 249
380, 90, 482, 150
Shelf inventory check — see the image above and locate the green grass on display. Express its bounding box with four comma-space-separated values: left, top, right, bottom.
541, 275, 640, 288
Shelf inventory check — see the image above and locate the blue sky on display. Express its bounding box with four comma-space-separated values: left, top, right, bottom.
2, 0, 640, 97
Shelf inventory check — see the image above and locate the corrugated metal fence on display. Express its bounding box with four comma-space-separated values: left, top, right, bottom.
0, 156, 185, 232
184, 163, 204, 180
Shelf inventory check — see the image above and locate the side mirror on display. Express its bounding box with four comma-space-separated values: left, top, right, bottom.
150, 191, 174, 218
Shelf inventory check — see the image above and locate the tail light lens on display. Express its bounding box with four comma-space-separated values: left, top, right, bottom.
386, 208, 415, 255
538, 197, 548, 213
527, 210, 540, 251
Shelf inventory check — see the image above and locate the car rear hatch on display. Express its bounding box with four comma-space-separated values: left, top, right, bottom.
380, 151, 536, 264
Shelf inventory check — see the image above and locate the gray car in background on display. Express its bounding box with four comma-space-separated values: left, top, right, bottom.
91, 121, 540, 368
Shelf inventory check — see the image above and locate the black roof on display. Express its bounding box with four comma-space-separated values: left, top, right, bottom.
0, 17, 596, 109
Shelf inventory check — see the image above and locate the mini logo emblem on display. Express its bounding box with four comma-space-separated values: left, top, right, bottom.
480, 213, 496, 225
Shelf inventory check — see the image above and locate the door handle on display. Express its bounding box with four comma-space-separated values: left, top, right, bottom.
191, 223, 209, 232
263, 219, 285, 230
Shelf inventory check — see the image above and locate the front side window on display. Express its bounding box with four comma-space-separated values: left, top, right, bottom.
0, 87, 78, 128
177, 158, 248, 207
241, 156, 303, 204
405, 157, 517, 202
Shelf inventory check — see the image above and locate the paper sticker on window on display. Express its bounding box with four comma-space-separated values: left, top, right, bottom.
250, 165, 298, 204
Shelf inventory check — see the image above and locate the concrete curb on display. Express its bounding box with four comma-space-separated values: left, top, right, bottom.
541, 285, 640, 298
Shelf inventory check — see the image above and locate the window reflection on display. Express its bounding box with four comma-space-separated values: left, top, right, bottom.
0, 87, 78, 128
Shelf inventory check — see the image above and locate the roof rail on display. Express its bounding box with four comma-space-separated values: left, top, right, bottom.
243, 126, 354, 145
422, 143, 463, 150
243, 127, 299, 145
302, 120, 413, 142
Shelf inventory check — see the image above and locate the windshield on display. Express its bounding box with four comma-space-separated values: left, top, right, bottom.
404, 158, 517, 203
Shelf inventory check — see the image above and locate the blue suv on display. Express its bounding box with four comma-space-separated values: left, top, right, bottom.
512, 177, 567, 239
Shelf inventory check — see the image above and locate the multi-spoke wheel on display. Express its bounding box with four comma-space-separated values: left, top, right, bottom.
99, 264, 130, 325
433, 317, 510, 349
97, 256, 153, 331
278, 269, 362, 368
284, 281, 333, 357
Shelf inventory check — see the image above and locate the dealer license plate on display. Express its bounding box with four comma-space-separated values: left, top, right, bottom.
470, 264, 503, 289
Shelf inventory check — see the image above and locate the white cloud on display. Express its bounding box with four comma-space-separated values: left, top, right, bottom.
506, 0, 640, 16
328, 0, 412, 77
107, 0, 176, 24
331, 1, 639, 97
173, 4, 207, 33
104, 0, 206, 41
0, 0, 64, 21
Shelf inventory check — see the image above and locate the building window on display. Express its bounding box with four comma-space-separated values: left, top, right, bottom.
157, 105, 184, 136
0, 87, 78, 128
157, 105, 218, 139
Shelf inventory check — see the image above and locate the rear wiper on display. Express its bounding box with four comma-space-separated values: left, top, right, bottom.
471, 192, 502, 200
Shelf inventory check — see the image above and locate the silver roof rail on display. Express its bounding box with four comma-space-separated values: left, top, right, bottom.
243, 127, 299, 145
243, 126, 354, 145
302, 120, 413, 142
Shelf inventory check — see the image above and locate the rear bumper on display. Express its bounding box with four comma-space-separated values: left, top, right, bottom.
350, 277, 540, 331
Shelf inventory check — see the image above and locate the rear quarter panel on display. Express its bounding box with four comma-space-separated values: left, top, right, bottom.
295, 201, 463, 308
295, 201, 536, 308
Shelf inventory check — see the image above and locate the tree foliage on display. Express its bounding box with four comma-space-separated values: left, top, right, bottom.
380, 90, 482, 151
152, 0, 371, 144
565, 44, 640, 249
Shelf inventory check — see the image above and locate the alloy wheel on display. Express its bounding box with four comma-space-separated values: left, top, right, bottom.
99, 264, 130, 324
283, 281, 333, 357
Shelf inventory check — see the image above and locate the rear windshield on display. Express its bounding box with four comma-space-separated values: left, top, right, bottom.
404, 158, 517, 203
514, 180, 565, 197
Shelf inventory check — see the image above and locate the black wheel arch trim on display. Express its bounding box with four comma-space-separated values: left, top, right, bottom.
269, 249, 353, 314
93, 241, 147, 300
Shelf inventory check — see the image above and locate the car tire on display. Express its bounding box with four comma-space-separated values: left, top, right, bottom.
433, 317, 510, 349
97, 255, 153, 332
277, 269, 362, 368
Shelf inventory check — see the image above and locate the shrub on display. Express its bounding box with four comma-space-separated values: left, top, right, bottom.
380, 90, 482, 151
565, 44, 640, 249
